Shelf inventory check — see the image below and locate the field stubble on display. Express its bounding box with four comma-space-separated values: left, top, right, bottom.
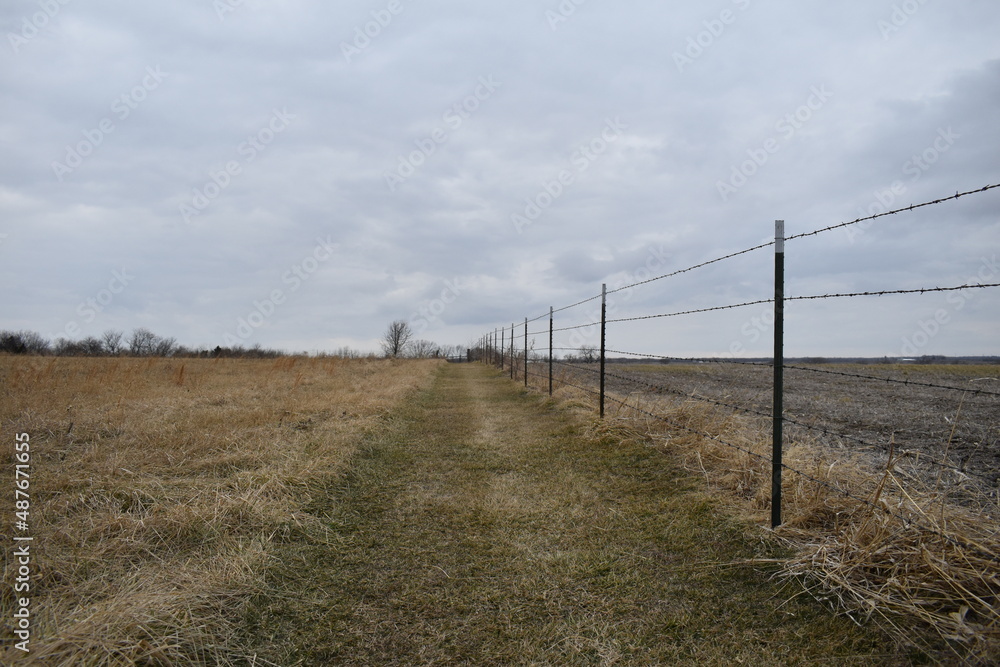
0, 356, 440, 665
541, 361, 1000, 663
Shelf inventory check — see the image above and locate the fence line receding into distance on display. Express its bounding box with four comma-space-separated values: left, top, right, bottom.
472, 184, 999, 559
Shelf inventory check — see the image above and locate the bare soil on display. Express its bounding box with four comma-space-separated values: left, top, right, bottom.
560, 362, 1000, 495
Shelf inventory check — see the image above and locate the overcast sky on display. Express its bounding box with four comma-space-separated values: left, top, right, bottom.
2, 0, 998, 357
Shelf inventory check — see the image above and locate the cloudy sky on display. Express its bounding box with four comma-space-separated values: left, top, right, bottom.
2, 0, 998, 357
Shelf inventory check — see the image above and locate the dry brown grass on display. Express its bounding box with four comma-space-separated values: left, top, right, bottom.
533, 364, 1000, 664
0, 356, 441, 665
250, 362, 897, 664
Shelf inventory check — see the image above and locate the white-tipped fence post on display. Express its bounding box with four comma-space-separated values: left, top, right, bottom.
772, 220, 785, 529
600, 283, 607, 419
549, 306, 554, 396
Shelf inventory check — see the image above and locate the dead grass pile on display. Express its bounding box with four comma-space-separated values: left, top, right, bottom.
0, 356, 440, 665
533, 368, 1000, 662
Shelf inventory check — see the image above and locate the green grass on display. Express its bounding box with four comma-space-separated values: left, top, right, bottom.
242, 363, 912, 665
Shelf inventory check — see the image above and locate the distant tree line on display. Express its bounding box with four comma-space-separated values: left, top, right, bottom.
380, 320, 467, 360
0, 328, 291, 358
1, 326, 465, 360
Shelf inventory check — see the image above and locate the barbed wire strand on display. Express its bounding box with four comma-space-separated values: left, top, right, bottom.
482, 183, 1000, 337
788, 284, 1000, 302
607, 241, 777, 296
569, 380, 1000, 562
599, 349, 1000, 398
606, 299, 774, 324
605, 349, 773, 367
782, 364, 1000, 399
588, 364, 994, 483
506, 359, 995, 488
785, 183, 1000, 242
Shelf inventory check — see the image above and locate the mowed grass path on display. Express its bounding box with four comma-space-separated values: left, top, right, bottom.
245, 363, 902, 665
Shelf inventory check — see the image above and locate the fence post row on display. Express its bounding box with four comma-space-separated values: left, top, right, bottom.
772, 220, 785, 529
478, 222, 785, 523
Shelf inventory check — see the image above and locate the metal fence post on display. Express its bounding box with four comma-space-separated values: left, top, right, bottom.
500, 328, 504, 371
524, 317, 528, 387
600, 283, 607, 419
548, 306, 554, 396
510, 322, 515, 380
772, 220, 785, 529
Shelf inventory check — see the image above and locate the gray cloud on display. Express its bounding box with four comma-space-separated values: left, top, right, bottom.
2, 0, 998, 356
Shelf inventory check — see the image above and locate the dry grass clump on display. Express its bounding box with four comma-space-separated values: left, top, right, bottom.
0, 356, 440, 665
780, 466, 1000, 665
533, 367, 1000, 663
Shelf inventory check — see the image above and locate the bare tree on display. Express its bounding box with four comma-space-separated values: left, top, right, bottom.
0, 330, 50, 355
381, 320, 413, 358
579, 345, 598, 363
53, 338, 84, 356
102, 329, 124, 355
152, 335, 177, 357
409, 339, 439, 358
80, 336, 105, 356
128, 328, 158, 356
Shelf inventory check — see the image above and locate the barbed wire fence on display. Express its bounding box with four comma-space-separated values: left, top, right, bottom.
473, 184, 1000, 559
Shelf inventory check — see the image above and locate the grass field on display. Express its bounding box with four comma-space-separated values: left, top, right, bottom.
246, 363, 903, 664
1, 356, 439, 664
541, 361, 1000, 663
0, 357, 966, 663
